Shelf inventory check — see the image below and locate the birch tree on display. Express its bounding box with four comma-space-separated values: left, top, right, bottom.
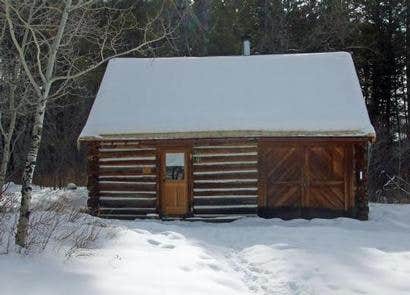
0, 12, 35, 189
1, 0, 171, 248
0, 69, 34, 189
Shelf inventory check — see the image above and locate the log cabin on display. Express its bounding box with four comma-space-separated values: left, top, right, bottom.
79, 50, 375, 221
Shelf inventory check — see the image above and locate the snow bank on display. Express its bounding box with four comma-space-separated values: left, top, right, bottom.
1, 182, 88, 210
80, 53, 375, 139
1, 188, 410, 295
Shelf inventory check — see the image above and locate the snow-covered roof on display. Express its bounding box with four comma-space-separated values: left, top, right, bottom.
79, 52, 375, 140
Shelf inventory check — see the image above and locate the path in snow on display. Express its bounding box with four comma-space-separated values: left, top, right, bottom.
104, 204, 410, 295
1, 185, 410, 295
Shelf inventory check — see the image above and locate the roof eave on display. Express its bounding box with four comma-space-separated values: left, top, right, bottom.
78, 130, 376, 143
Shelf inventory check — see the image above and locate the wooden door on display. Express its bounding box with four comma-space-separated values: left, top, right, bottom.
160, 150, 189, 216
307, 145, 353, 210
260, 142, 354, 217
260, 144, 303, 210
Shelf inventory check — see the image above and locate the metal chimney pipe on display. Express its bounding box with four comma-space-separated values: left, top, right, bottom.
243, 37, 251, 56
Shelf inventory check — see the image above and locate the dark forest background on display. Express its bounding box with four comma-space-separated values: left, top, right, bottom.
1, 0, 409, 202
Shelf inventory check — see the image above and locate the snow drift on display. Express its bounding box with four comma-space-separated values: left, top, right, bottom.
1, 185, 409, 295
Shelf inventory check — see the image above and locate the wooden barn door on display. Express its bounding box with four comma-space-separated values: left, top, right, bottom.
259, 142, 353, 217
306, 145, 353, 211
260, 144, 303, 212
160, 149, 190, 216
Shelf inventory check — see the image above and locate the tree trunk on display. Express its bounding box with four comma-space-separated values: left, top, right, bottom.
0, 84, 18, 190
0, 134, 12, 189
14, 0, 71, 248
0, 108, 17, 189
406, 1, 410, 137
15, 95, 47, 248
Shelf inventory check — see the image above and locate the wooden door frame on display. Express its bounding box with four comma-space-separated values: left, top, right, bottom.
157, 145, 193, 217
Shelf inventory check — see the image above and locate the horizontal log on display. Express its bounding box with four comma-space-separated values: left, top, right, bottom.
186, 216, 244, 222
194, 196, 257, 206
193, 172, 258, 181
98, 208, 157, 215
99, 148, 155, 153
194, 181, 257, 189
99, 165, 156, 170
99, 143, 156, 149
99, 183, 156, 191
99, 159, 156, 166
193, 163, 257, 172
99, 176, 156, 182
191, 215, 256, 221
194, 206, 257, 215
98, 150, 156, 158
99, 191, 156, 198
194, 189, 257, 196
193, 155, 258, 163
99, 180, 156, 184
98, 213, 158, 220
194, 147, 257, 155
99, 198, 156, 208
99, 167, 156, 175
193, 141, 256, 147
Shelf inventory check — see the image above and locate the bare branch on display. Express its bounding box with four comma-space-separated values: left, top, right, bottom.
3, 0, 42, 97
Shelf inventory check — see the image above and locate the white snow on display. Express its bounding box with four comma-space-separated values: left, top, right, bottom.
0, 182, 88, 210
80, 52, 375, 139
2, 185, 410, 295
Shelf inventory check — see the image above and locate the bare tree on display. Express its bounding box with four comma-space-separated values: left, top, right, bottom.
0, 75, 34, 189
1, 0, 171, 248
0, 14, 35, 189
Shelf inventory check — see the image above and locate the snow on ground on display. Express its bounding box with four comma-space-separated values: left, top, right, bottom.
1, 182, 88, 209
1, 185, 410, 295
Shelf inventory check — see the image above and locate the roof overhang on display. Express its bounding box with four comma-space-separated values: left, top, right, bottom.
79, 130, 375, 143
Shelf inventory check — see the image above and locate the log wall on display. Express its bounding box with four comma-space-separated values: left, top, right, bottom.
85, 137, 370, 220
192, 142, 258, 217
89, 141, 158, 219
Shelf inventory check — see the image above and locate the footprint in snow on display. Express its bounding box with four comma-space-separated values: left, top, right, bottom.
207, 263, 221, 271
248, 266, 262, 273
199, 254, 213, 260
198, 262, 221, 271
180, 266, 192, 272
133, 229, 150, 235
147, 239, 161, 246
147, 239, 176, 249
160, 231, 184, 240
161, 244, 176, 249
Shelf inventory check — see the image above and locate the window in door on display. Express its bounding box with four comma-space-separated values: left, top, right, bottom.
165, 153, 185, 180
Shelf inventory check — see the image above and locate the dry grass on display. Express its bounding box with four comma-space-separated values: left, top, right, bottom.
0, 191, 113, 256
